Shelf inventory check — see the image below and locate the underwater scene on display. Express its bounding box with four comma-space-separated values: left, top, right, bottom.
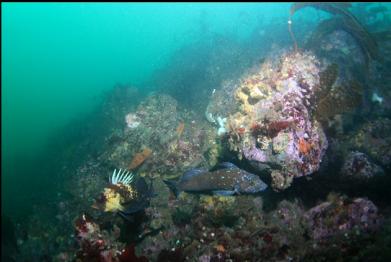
2, 2, 391, 261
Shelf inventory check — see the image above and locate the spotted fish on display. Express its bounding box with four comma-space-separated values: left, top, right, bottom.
164, 162, 268, 197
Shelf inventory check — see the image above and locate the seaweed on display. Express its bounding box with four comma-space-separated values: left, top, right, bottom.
172, 207, 193, 226
305, 17, 380, 66
316, 63, 338, 100
289, 2, 353, 53
290, 3, 353, 18
315, 80, 363, 122
373, 30, 391, 42
290, 3, 379, 66
311, 64, 363, 122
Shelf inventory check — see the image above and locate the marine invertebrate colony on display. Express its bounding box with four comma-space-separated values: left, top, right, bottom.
125, 113, 141, 129
74, 214, 149, 261
340, 151, 384, 180
224, 51, 328, 191
305, 195, 382, 240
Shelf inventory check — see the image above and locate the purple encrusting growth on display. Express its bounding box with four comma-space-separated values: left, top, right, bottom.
220, 51, 329, 191
305, 197, 382, 240
243, 146, 268, 163
340, 151, 384, 179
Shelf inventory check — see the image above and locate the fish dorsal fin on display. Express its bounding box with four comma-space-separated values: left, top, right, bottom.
182, 168, 207, 182
217, 162, 238, 169
213, 190, 236, 196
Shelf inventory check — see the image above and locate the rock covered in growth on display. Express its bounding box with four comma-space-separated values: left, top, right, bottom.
74, 214, 148, 262
225, 51, 328, 191
133, 181, 385, 261
349, 118, 391, 168
74, 214, 122, 261
199, 195, 239, 227
205, 79, 240, 126
267, 200, 307, 254
304, 195, 382, 240
101, 94, 217, 180
340, 151, 384, 180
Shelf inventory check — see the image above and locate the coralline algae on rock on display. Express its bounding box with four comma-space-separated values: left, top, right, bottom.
224, 51, 328, 191
305, 196, 382, 240
340, 151, 384, 180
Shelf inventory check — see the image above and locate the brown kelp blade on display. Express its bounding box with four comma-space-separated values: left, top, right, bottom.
289, 3, 353, 53
290, 2, 352, 17
291, 3, 379, 62
305, 17, 380, 66
315, 81, 363, 121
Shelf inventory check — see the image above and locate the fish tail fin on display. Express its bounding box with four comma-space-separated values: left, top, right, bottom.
163, 180, 180, 198
148, 180, 158, 198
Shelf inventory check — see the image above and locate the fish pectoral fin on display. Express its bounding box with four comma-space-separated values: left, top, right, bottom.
234, 184, 241, 195
122, 199, 149, 214
216, 162, 237, 170
212, 190, 236, 196
118, 211, 135, 222
163, 180, 180, 198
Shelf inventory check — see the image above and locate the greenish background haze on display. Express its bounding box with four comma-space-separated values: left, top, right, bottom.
2, 3, 291, 217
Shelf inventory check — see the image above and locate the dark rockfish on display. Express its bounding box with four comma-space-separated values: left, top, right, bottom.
164, 162, 268, 197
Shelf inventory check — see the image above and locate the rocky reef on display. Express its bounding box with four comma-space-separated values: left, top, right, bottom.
348, 118, 391, 169
212, 51, 329, 191
305, 194, 382, 241
340, 151, 384, 180
132, 191, 383, 261
100, 94, 218, 180
10, 3, 391, 262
